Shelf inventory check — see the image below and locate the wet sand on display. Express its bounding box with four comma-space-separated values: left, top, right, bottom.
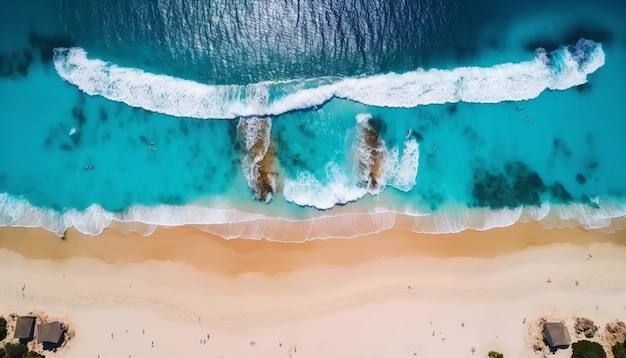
0, 220, 623, 274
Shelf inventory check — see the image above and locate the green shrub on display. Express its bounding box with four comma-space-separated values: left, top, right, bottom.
613, 341, 626, 358
488, 351, 504, 358
3, 343, 28, 358
24, 352, 45, 358
571, 340, 606, 358
0, 316, 7, 340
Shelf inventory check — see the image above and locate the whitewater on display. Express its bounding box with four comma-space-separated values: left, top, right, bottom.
2, 191, 625, 240
53, 39, 604, 120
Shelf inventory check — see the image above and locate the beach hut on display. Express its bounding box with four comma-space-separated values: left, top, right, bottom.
37, 321, 64, 347
543, 322, 571, 351
13, 316, 36, 341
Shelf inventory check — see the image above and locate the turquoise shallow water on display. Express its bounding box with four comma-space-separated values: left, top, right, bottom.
1, 0, 626, 239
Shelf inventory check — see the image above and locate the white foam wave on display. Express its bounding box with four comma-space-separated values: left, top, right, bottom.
282, 113, 419, 209
282, 163, 368, 210
2, 193, 625, 240
53, 39, 605, 119
390, 139, 420, 192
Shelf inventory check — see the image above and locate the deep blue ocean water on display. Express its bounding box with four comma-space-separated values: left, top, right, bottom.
1, 0, 625, 240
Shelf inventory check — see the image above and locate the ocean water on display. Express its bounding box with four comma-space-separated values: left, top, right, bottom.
1, 0, 626, 240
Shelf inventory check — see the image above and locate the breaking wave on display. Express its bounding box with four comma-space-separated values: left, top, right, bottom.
53, 39, 604, 119
281, 113, 419, 210
1, 193, 624, 240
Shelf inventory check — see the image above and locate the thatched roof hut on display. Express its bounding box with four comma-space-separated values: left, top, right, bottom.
14, 316, 36, 340
543, 322, 571, 350
37, 321, 64, 345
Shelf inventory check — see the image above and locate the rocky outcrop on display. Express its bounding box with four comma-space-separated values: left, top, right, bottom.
575, 317, 598, 338
605, 321, 626, 346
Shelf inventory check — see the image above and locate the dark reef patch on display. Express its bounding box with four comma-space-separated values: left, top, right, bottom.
552, 137, 572, 157
524, 24, 614, 52
470, 161, 576, 209
159, 194, 184, 206
178, 120, 189, 136
582, 194, 600, 209
0, 50, 34, 78
44, 121, 82, 151
507, 162, 544, 206
549, 182, 573, 203
446, 104, 458, 116
471, 161, 580, 209
462, 126, 479, 143
98, 106, 108, 122
139, 135, 151, 146
228, 120, 242, 152
70, 131, 81, 146
297, 122, 316, 139
189, 144, 201, 160
420, 189, 444, 211
411, 131, 424, 142
72, 107, 86, 127
576, 173, 587, 185
290, 153, 307, 170
575, 82, 592, 93
0, 32, 75, 78
586, 159, 598, 170
28, 33, 74, 62
367, 116, 387, 138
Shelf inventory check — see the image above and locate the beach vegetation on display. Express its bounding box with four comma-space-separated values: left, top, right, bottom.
0, 343, 44, 358
24, 352, 45, 358
1, 343, 28, 358
0, 316, 7, 340
613, 341, 626, 358
488, 351, 504, 358
571, 340, 606, 358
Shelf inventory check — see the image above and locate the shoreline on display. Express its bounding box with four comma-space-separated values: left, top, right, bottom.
4, 193, 626, 241
0, 220, 624, 274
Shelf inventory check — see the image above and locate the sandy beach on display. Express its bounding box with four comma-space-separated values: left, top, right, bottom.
1, 221, 625, 357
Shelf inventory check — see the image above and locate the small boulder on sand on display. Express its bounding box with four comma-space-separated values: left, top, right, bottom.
605, 320, 626, 345
574, 317, 598, 338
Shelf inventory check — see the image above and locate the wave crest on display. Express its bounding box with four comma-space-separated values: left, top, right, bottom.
53, 39, 604, 119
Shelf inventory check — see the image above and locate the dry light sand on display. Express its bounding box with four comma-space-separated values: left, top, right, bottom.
1, 220, 625, 358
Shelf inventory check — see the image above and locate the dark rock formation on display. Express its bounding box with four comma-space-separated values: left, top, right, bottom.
605, 320, 626, 345
575, 317, 598, 338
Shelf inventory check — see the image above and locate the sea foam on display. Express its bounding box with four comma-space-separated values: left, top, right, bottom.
2, 192, 624, 240
53, 39, 604, 120
282, 113, 419, 209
